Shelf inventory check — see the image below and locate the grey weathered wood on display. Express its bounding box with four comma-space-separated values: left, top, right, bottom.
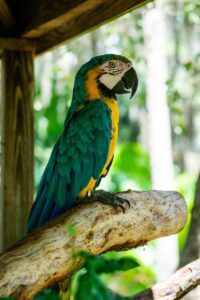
0, 190, 187, 299
132, 259, 200, 300
1, 50, 34, 250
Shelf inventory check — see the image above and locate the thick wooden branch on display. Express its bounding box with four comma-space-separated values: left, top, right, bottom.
0, 190, 187, 299
131, 258, 200, 300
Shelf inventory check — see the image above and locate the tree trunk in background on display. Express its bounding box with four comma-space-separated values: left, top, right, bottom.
90, 31, 98, 57
144, 0, 178, 281
180, 172, 200, 299
180, 173, 200, 267
0, 61, 3, 250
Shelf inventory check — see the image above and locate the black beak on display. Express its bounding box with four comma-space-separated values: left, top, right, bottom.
112, 67, 138, 99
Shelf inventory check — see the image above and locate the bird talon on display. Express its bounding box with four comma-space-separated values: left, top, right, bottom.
79, 190, 130, 213
118, 204, 126, 213
114, 197, 130, 212
125, 199, 131, 208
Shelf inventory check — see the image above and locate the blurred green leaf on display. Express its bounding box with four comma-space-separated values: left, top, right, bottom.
80, 253, 139, 274
74, 253, 140, 300
75, 272, 127, 300
34, 289, 59, 300
184, 61, 193, 71
66, 224, 77, 237
111, 143, 151, 190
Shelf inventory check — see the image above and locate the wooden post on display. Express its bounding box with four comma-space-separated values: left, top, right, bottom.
1, 49, 34, 250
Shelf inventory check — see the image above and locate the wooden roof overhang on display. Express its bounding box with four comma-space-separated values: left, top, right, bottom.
0, 0, 151, 54
0, 0, 151, 251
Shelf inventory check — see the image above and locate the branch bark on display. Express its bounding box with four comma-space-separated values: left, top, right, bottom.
0, 190, 187, 299
131, 258, 200, 300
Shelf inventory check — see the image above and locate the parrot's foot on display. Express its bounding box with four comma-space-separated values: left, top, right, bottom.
82, 190, 130, 213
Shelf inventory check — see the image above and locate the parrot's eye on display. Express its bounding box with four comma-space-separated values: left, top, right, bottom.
108, 62, 116, 68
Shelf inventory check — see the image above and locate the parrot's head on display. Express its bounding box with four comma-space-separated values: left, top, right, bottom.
74, 54, 138, 101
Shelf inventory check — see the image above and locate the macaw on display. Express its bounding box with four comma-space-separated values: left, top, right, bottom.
27, 54, 138, 234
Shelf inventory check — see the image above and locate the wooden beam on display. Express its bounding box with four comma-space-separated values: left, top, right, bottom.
0, 38, 35, 51
19, 0, 91, 37
20, 0, 149, 38
0, 190, 187, 299
0, 0, 15, 36
0, 0, 151, 53
19, 0, 151, 54
1, 49, 34, 250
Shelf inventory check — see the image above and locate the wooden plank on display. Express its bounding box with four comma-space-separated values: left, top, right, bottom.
20, 0, 150, 54
0, 38, 35, 51
0, 0, 15, 36
19, 0, 90, 37
1, 50, 34, 250
0, 0, 150, 53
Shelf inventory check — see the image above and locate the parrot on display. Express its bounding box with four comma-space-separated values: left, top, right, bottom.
27, 54, 138, 234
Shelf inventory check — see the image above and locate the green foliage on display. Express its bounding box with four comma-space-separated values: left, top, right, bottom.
175, 173, 196, 253
184, 0, 200, 23
74, 252, 140, 300
101, 251, 155, 296
63, 225, 150, 299
66, 224, 77, 238
110, 143, 151, 191
34, 289, 59, 300
102, 267, 154, 296
78, 251, 140, 273
32, 1, 200, 298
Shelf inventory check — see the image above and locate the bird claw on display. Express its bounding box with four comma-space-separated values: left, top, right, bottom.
81, 190, 130, 213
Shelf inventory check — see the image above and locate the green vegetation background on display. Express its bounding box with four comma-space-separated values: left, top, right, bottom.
30, 1, 200, 298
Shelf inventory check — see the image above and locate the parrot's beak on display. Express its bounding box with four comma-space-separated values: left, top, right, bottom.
112, 67, 138, 99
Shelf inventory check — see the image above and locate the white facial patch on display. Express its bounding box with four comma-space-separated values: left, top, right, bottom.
99, 60, 132, 90
99, 73, 122, 89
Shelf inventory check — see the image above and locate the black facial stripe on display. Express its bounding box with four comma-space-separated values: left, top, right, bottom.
97, 78, 117, 100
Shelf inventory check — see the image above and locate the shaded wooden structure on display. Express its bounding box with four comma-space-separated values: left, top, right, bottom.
0, 0, 151, 251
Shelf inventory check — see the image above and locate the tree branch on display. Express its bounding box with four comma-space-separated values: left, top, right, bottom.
131, 258, 200, 300
0, 190, 187, 299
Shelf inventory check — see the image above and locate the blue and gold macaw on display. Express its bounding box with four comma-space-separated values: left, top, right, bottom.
27, 54, 138, 233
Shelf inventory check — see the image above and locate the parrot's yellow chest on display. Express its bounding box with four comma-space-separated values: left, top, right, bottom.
85, 67, 119, 165
101, 98, 119, 175
78, 68, 119, 198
